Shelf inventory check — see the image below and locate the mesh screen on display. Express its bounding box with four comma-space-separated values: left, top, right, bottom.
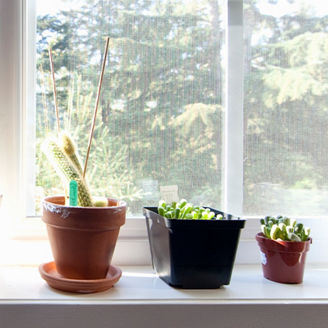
244, 0, 328, 216
35, 0, 224, 215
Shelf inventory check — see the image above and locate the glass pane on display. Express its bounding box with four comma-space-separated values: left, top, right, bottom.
34, 0, 225, 215
244, 0, 328, 216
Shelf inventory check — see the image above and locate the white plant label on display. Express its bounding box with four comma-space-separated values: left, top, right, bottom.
160, 185, 179, 203
260, 251, 267, 265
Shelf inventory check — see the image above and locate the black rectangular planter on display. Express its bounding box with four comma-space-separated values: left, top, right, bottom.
143, 207, 245, 289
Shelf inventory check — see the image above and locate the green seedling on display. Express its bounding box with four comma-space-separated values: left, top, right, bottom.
157, 199, 224, 220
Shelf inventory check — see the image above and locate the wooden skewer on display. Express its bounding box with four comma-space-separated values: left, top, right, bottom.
48, 46, 60, 135
83, 37, 110, 179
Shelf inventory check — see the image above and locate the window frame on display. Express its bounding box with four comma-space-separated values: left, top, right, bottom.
0, 0, 327, 266
0, 0, 24, 238
224, 0, 244, 216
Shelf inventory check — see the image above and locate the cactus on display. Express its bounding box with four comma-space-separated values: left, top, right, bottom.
42, 138, 93, 207
59, 132, 83, 174
260, 215, 310, 241
158, 199, 222, 220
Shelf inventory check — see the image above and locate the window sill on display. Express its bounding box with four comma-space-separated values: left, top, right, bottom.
1, 264, 328, 328
2, 216, 327, 266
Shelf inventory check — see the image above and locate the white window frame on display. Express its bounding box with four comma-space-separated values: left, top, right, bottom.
0, 0, 327, 266
224, 0, 243, 216
0, 0, 24, 239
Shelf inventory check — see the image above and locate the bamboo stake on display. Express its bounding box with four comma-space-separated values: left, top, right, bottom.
48, 46, 60, 135
83, 37, 110, 179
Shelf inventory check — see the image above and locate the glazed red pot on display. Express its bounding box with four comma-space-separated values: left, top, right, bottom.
256, 232, 311, 284
42, 196, 126, 280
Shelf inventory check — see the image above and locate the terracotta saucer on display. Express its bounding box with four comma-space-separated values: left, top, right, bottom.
39, 261, 122, 294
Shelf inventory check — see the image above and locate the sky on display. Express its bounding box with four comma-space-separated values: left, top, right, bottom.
257, 0, 328, 17
37, 0, 328, 17
36, 0, 82, 15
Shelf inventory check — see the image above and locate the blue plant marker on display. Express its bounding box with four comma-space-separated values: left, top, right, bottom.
69, 180, 78, 206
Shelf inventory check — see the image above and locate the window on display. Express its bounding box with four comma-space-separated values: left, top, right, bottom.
31, 0, 226, 217
1, 0, 327, 253
243, 0, 328, 216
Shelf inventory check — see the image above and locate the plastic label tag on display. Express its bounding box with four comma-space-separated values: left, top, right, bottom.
69, 180, 78, 206
160, 185, 179, 203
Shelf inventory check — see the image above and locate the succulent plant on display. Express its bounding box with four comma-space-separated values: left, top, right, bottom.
158, 199, 223, 220
261, 215, 310, 242
42, 136, 94, 207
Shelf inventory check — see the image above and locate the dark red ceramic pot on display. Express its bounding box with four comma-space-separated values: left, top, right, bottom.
42, 196, 126, 280
256, 232, 311, 284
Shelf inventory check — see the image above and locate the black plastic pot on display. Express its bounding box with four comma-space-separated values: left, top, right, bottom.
143, 207, 245, 289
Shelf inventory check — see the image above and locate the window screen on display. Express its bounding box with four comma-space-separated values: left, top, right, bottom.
35, 0, 225, 215
244, 0, 328, 216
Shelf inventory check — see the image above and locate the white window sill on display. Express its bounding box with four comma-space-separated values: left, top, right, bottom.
1, 216, 327, 266
1, 264, 328, 328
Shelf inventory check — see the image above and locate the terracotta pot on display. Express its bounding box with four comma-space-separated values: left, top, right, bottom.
256, 232, 311, 284
42, 196, 126, 280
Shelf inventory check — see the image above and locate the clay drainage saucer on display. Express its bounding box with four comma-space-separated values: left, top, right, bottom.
39, 262, 122, 293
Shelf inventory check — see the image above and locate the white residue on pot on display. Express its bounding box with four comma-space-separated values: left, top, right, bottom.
43, 202, 70, 219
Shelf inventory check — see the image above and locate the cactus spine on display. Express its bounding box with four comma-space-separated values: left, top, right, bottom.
43, 138, 93, 207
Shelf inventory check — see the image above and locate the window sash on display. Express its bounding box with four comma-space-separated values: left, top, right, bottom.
30, 0, 236, 218
0, 0, 244, 230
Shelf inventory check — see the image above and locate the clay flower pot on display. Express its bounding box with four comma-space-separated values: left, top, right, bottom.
256, 232, 312, 284
42, 196, 126, 280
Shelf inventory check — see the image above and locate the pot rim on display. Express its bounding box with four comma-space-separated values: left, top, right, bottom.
42, 195, 126, 230
256, 232, 312, 253
143, 206, 246, 230
43, 195, 127, 210
256, 232, 312, 244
